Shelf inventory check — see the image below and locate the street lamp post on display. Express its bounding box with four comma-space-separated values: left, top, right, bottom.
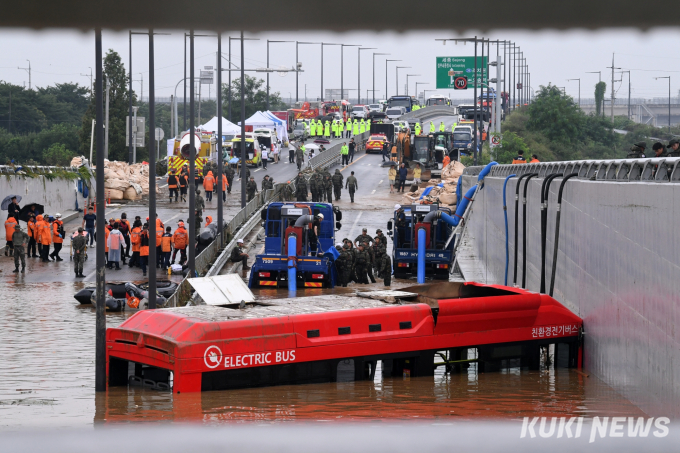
321, 43, 340, 101
296, 41, 321, 103
357, 47, 375, 104
266, 40, 294, 110
655, 76, 671, 132
415, 82, 429, 103
340, 44, 360, 101
621, 71, 631, 119
372, 53, 389, 104
406, 74, 421, 96
567, 78, 581, 106
385, 59, 401, 100
395, 66, 410, 96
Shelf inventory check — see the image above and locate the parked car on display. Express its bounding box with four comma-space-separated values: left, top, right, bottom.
385, 106, 406, 119
391, 120, 410, 133
292, 121, 309, 140
368, 103, 382, 113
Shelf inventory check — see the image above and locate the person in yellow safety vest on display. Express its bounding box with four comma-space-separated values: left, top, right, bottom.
451, 122, 457, 132
331, 120, 337, 138
353, 119, 360, 136
429, 121, 435, 133
359, 119, 366, 134
439, 121, 445, 132
324, 120, 330, 138
335, 120, 342, 138
366, 118, 371, 132
345, 118, 352, 138
309, 119, 316, 136
414, 122, 421, 135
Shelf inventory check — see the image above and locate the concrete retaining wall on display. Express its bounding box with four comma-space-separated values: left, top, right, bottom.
460, 173, 680, 417
1, 175, 88, 220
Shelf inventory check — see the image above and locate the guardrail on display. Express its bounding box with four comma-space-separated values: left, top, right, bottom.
306, 131, 370, 170
488, 157, 680, 182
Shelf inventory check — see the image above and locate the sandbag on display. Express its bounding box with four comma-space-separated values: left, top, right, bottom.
123, 187, 140, 200
104, 178, 129, 191
442, 160, 466, 180
106, 189, 125, 200
438, 193, 457, 205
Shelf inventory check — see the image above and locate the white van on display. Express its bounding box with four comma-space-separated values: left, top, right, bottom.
385, 106, 406, 119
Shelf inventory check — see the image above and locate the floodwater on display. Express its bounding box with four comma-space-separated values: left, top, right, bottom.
0, 281, 646, 430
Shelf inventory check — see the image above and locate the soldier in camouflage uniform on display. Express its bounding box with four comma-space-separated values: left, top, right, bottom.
334, 243, 348, 287
332, 169, 343, 201
380, 253, 392, 287
372, 236, 386, 277
375, 229, 387, 246
627, 141, 647, 158
324, 175, 333, 203
196, 190, 205, 217
72, 227, 88, 278
194, 210, 203, 236
363, 240, 377, 283
262, 175, 274, 192
295, 172, 308, 202
309, 172, 320, 202
354, 244, 371, 284
343, 238, 357, 283
354, 228, 373, 248
246, 176, 258, 202
225, 165, 235, 193
11, 224, 29, 273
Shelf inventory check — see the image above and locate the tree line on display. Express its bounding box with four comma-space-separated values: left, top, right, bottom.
1, 49, 288, 166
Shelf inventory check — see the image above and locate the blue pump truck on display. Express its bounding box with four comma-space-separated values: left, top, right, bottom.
387, 204, 455, 280
248, 202, 342, 289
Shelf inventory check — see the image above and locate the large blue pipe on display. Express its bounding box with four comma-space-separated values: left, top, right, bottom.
477, 161, 498, 181
417, 228, 426, 283
503, 174, 517, 285
287, 236, 297, 292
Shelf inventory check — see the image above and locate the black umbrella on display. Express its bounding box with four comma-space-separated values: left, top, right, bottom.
1, 195, 22, 210
19, 203, 44, 222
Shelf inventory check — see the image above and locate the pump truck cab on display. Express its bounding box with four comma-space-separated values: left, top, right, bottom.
249, 202, 343, 289
387, 204, 455, 280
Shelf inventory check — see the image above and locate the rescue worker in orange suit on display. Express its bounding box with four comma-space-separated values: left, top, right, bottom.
103, 220, 111, 266
167, 172, 179, 203
27, 213, 38, 257
128, 219, 142, 268
529, 154, 540, 163
203, 170, 215, 202
205, 215, 213, 226
5, 214, 18, 256
139, 223, 150, 277
178, 171, 188, 202
37, 215, 52, 262
220, 173, 228, 202
442, 155, 451, 169
512, 149, 527, 164
49, 213, 65, 261
161, 226, 173, 270
148, 215, 164, 268
171, 220, 188, 265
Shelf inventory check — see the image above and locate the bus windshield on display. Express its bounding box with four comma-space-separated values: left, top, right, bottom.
388, 97, 412, 108
427, 98, 449, 106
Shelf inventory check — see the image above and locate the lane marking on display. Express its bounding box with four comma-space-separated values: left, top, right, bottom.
254, 168, 263, 172
371, 190, 376, 194
347, 211, 363, 239
379, 180, 383, 184
339, 154, 368, 172
159, 184, 168, 189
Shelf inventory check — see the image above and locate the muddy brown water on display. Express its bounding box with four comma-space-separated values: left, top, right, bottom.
0, 281, 645, 429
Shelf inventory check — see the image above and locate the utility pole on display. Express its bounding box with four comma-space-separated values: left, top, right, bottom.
129, 30, 133, 163
148, 28, 157, 309
621, 71, 631, 119
607, 54, 621, 123
567, 78, 581, 106
81, 68, 93, 100
104, 77, 110, 159
655, 76, 671, 132
473, 36, 478, 165
18, 60, 31, 90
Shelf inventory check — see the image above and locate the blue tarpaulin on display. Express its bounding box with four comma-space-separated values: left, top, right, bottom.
325, 246, 340, 260
420, 187, 434, 199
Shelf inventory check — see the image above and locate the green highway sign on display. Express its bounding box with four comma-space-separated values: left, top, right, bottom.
436, 56, 488, 89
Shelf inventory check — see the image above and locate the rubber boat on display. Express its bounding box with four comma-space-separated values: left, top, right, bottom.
74, 281, 177, 312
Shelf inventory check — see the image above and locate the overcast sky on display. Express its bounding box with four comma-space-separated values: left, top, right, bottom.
1, 27, 679, 103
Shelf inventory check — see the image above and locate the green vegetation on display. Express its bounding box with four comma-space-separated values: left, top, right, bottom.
595, 81, 607, 116
487, 84, 676, 165
223, 74, 288, 120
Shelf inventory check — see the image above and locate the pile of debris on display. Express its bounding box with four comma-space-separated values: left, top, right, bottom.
71, 157, 156, 201
400, 161, 465, 207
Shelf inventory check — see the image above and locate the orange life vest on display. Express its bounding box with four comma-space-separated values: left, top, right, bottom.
172, 227, 188, 249
52, 220, 64, 244
130, 227, 141, 252
161, 233, 173, 252
5, 217, 18, 241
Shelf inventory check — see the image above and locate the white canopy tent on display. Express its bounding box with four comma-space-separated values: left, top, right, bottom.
241, 111, 289, 144
263, 111, 290, 144
199, 116, 240, 135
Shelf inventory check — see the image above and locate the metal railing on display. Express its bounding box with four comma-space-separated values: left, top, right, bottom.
485, 157, 680, 182
306, 131, 370, 170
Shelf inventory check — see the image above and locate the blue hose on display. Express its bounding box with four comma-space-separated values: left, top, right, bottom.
288, 236, 297, 292
477, 161, 498, 182
417, 228, 426, 283
456, 177, 462, 206
503, 174, 517, 285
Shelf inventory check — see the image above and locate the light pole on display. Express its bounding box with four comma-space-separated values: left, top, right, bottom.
296, 41, 321, 103
395, 66, 410, 96
372, 53, 389, 104
567, 78, 581, 106
621, 71, 631, 120
655, 76, 671, 132
415, 82, 429, 103
18, 59, 31, 90
357, 47, 375, 104
385, 59, 401, 100
266, 40, 294, 110
406, 74, 421, 96
340, 44, 360, 101
321, 43, 340, 101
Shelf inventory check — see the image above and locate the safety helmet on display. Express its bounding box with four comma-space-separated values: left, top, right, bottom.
394, 204, 401, 210
317, 213, 324, 219
55, 213, 62, 218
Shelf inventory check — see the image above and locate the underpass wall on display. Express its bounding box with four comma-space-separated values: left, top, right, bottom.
0, 174, 86, 219
460, 173, 680, 417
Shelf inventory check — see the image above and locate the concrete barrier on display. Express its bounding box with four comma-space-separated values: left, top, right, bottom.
459, 166, 680, 417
